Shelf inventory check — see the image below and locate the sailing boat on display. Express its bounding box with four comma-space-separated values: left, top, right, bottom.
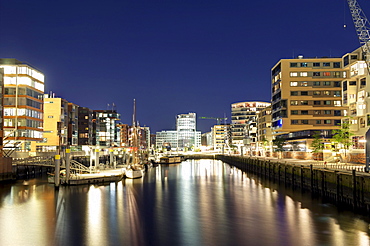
125, 99, 144, 179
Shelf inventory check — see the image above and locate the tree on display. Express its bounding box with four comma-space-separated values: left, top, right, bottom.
272, 137, 285, 159
332, 119, 353, 163
311, 131, 324, 162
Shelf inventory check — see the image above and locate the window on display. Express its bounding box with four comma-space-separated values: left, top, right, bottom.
314, 110, 321, 115
313, 91, 321, 95
301, 110, 308, 115
361, 78, 366, 87
313, 72, 320, 76
313, 101, 321, 105
324, 100, 331, 105
334, 100, 341, 106
291, 110, 298, 115
324, 120, 331, 124
323, 81, 331, 86
334, 120, 341, 126
291, 91, 298, 96
323, 72, 330, 76
323, 91, 330, 95
290, 81, 298, 86
301, 81, 308, 86
323, 62, 330, 67
324, 110, 331, 114
291, 100, 298, 105
333, 72, 341, 78
301, 120, 308, 124
349, 81, 356, 86
291, 120, 298, 124
343, 81, 348, 91
351, 55, 358, 60
300, 72, 308, 77
333, 62, 340, 68
301, 62, 308, 67
333, 91, 341, 97
301, 91, 308, 96
334, 110, 341, 116
313, 81, 320, 86
334, 81, 341, 87
313, 62, 320, 67
290, 63, 298, 67
316, 120, 321, 124
290, 72, 298, 77
48, 116, 53, 118
301, 101, 308, 105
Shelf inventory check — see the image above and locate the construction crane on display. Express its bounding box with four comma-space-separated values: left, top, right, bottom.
199, 117, 227, 125
347, 0, 370, 73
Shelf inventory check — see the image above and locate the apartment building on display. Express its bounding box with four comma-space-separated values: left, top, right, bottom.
0, 59, 44, 152
36, 95, 70, 152
212, 124, 231, 151
271, 56, 347, 151
231, 101, 271, 149
257, 106, 272, 154
341, 46, 369, 150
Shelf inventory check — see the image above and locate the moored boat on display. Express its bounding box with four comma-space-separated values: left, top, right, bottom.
159, 155, 182, 164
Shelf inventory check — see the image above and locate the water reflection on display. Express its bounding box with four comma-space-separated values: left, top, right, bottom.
0, 160, 369, 245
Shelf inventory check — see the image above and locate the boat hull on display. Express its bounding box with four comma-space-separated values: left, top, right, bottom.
125, 169, 143, 179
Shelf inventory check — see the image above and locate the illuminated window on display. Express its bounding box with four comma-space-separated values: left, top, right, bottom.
314, 110, 321, 115
324, 120, 331, 124
313, 81, 320, 86
324, 101, 331, 105
323, 72, 330, 76
313, 91, 321, 95
290, 81, 298, 86
48, 116, 53, 118
290, 72, 298, 77
324, 110, 331, 114
301, 81, 308, 86
300, 72, 308, 77
300, 101, 308, 105
334, 101, 341, 106
323, 81, 331, 86
301, 62, 308, 67
324, 91, 330, 95
290, 100, 298, 105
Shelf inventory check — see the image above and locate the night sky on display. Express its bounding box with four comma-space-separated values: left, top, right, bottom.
0, 0, 367, 133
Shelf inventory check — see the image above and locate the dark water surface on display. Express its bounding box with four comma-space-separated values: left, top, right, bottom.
0, 159, 369, 246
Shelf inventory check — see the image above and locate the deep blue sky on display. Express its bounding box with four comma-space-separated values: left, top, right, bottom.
0, 0, 367, 133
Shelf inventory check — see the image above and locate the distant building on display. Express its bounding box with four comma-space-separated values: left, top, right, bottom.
156, 130, 178, 150
68, 102, 79, 146
176, 112, 201, 150
256, 106, 272, 154
212, 124, 231, 151
0, 58, 44, 153
118, 123, 130, 147
201, 132, 212, 146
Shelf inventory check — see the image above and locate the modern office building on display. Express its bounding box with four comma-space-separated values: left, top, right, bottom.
67, 102, 79, 146
231, 101, 271, 148
77, 106, 94, 146
156, 130, 178, 150
176, 112, 201, 150
94, 110, 121, 147
0, 59, 44, 152
271, 56, 347, 151
0, 68, 4, 157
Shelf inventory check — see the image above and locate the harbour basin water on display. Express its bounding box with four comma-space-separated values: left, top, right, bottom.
0, 159, 369, 246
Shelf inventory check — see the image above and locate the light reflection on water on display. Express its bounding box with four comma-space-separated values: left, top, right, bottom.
0, 159, 369, 246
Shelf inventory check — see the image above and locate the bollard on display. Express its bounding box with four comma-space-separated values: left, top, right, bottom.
55, 155, 60, 187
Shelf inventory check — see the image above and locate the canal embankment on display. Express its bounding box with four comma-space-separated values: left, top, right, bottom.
186, 154, 370, 214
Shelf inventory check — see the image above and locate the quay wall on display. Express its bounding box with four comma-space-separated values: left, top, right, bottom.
215, 155, 370, 213
0, 157, 14, 181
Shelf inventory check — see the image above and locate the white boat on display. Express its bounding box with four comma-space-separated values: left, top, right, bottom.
125, 166, 143, 179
